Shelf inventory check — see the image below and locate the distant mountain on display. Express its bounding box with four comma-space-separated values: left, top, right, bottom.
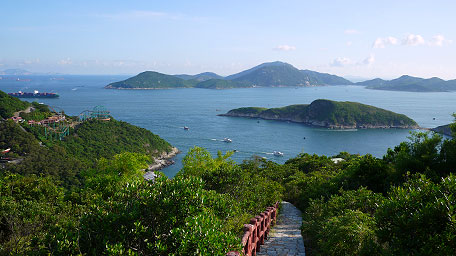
300, 69, 353, 85
226, 61, 352, 87
357, 75, 456, 92
105, 61, 353, 89
432, 124, 453, 137
105, 71, 197, 89
174, 72, 224, 82
0, 69, 33, 75
195, 79, 251, 89
219, 99, 418, 129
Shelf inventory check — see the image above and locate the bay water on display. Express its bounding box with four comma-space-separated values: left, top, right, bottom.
1, 75, 455, 177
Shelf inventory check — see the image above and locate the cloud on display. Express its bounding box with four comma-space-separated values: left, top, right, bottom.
373, 34, 452, 48
344, 29, 359, 35
58, 58, 72, 65
274, 45, 296, 51
373, 36, 399, 48
330, 54, 375, 67
330, 57, 352, 67
361, 54, 375, 66
428, 35, 453, 46
402, 34, 425, 46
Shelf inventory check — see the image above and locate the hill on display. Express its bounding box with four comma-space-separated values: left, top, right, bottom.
0, 68, 33, 75
219, 99, 418, 129
105, 71, 197, 89
0, 90, 30, 119
432, 124, 454, 137
300, 69, 353, 85
195, 79, 251, 89
0, 92, 175, 187
357, 75, 456, 92
105, 61, 353, 89
174, 72, 224, 81
226, 61, 352, 87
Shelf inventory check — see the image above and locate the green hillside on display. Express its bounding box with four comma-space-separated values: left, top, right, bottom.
221, 99, 418, 129
62, 119, 172, 162
105, 61, 353, 89
195, 79, 251, 89
357, 75, 456, 92
0, 90, 30, 119
174, 72, 224, 81
300, 69, 353, 85
105, 71, 197, 89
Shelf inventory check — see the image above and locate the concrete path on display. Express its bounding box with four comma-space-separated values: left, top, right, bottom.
257, 201, 305, 256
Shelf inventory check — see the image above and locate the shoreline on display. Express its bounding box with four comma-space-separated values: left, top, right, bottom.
219, 114, 420, 130
143, 147, 179, 180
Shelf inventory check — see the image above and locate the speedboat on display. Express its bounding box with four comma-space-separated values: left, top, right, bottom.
183, 126, 189, 130
273, 151, 284, 156
223, 138, 232, 143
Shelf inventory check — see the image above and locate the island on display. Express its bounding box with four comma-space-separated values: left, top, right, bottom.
356, 75, 456, 92
105, 61, 353, 89
432, 124, 454, 137
219, 99, 419, 129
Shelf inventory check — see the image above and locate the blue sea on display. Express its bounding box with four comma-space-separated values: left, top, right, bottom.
1, 75, 455, 177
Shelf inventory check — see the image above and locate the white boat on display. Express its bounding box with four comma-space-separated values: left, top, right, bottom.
223, 138, 232, 143
273, 151, 284, 156
183, 126, 189, 130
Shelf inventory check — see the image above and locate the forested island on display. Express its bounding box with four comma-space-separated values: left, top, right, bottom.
220, 99, 418, 129
356, 75, 456, 92
104, 61, 456, 92
105, 61, 353, 89
2, 89, 456, 255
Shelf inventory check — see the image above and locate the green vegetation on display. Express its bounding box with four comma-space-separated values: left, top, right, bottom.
61, 119, 172, 163
106, 71, 197, 89
106, 61, 353, 89
222, 99, 418, 129
300, 69, 353, 85
195, 79, 251, 89
357, 75, 456, 92
2, 88, 456, 255
0, 90, 30, 119
226, 61, 352, 86
174, 72, 224, 81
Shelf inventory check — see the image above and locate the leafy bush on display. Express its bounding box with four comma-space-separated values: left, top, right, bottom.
302, 188, 384, 255
376, 174, 456, 255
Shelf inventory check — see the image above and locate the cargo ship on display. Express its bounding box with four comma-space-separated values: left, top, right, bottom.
8, 90, 59, 98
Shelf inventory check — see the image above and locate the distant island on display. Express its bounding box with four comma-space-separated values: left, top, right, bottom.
432, 124, 454, 137
105, 61, 353, 89
219, 99, 419, 129
356, 75, 456, 92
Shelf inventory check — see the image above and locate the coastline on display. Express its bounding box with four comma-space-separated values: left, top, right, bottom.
143, 147, 179, 180
218, 113, 420, 130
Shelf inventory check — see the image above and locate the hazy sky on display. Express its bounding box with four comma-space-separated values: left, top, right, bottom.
1, 0, 456, 79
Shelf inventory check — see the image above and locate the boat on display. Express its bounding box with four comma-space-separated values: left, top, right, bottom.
273, 151, 284, 156
183, 126, 189, 130
223, 138, 232, 143
8, 90, 59, 98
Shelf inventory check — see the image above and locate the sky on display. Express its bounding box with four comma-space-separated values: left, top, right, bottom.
1, 0, 456, 79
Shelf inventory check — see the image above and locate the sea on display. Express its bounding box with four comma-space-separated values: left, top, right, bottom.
1, 75, 455, 177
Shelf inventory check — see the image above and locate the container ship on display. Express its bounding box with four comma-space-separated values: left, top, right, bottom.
8, 90, 59, 98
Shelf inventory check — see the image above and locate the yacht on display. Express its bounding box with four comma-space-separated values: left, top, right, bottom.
273, 151, 284, 156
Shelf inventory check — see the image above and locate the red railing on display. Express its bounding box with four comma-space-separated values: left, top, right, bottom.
226, 202, 279, 256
